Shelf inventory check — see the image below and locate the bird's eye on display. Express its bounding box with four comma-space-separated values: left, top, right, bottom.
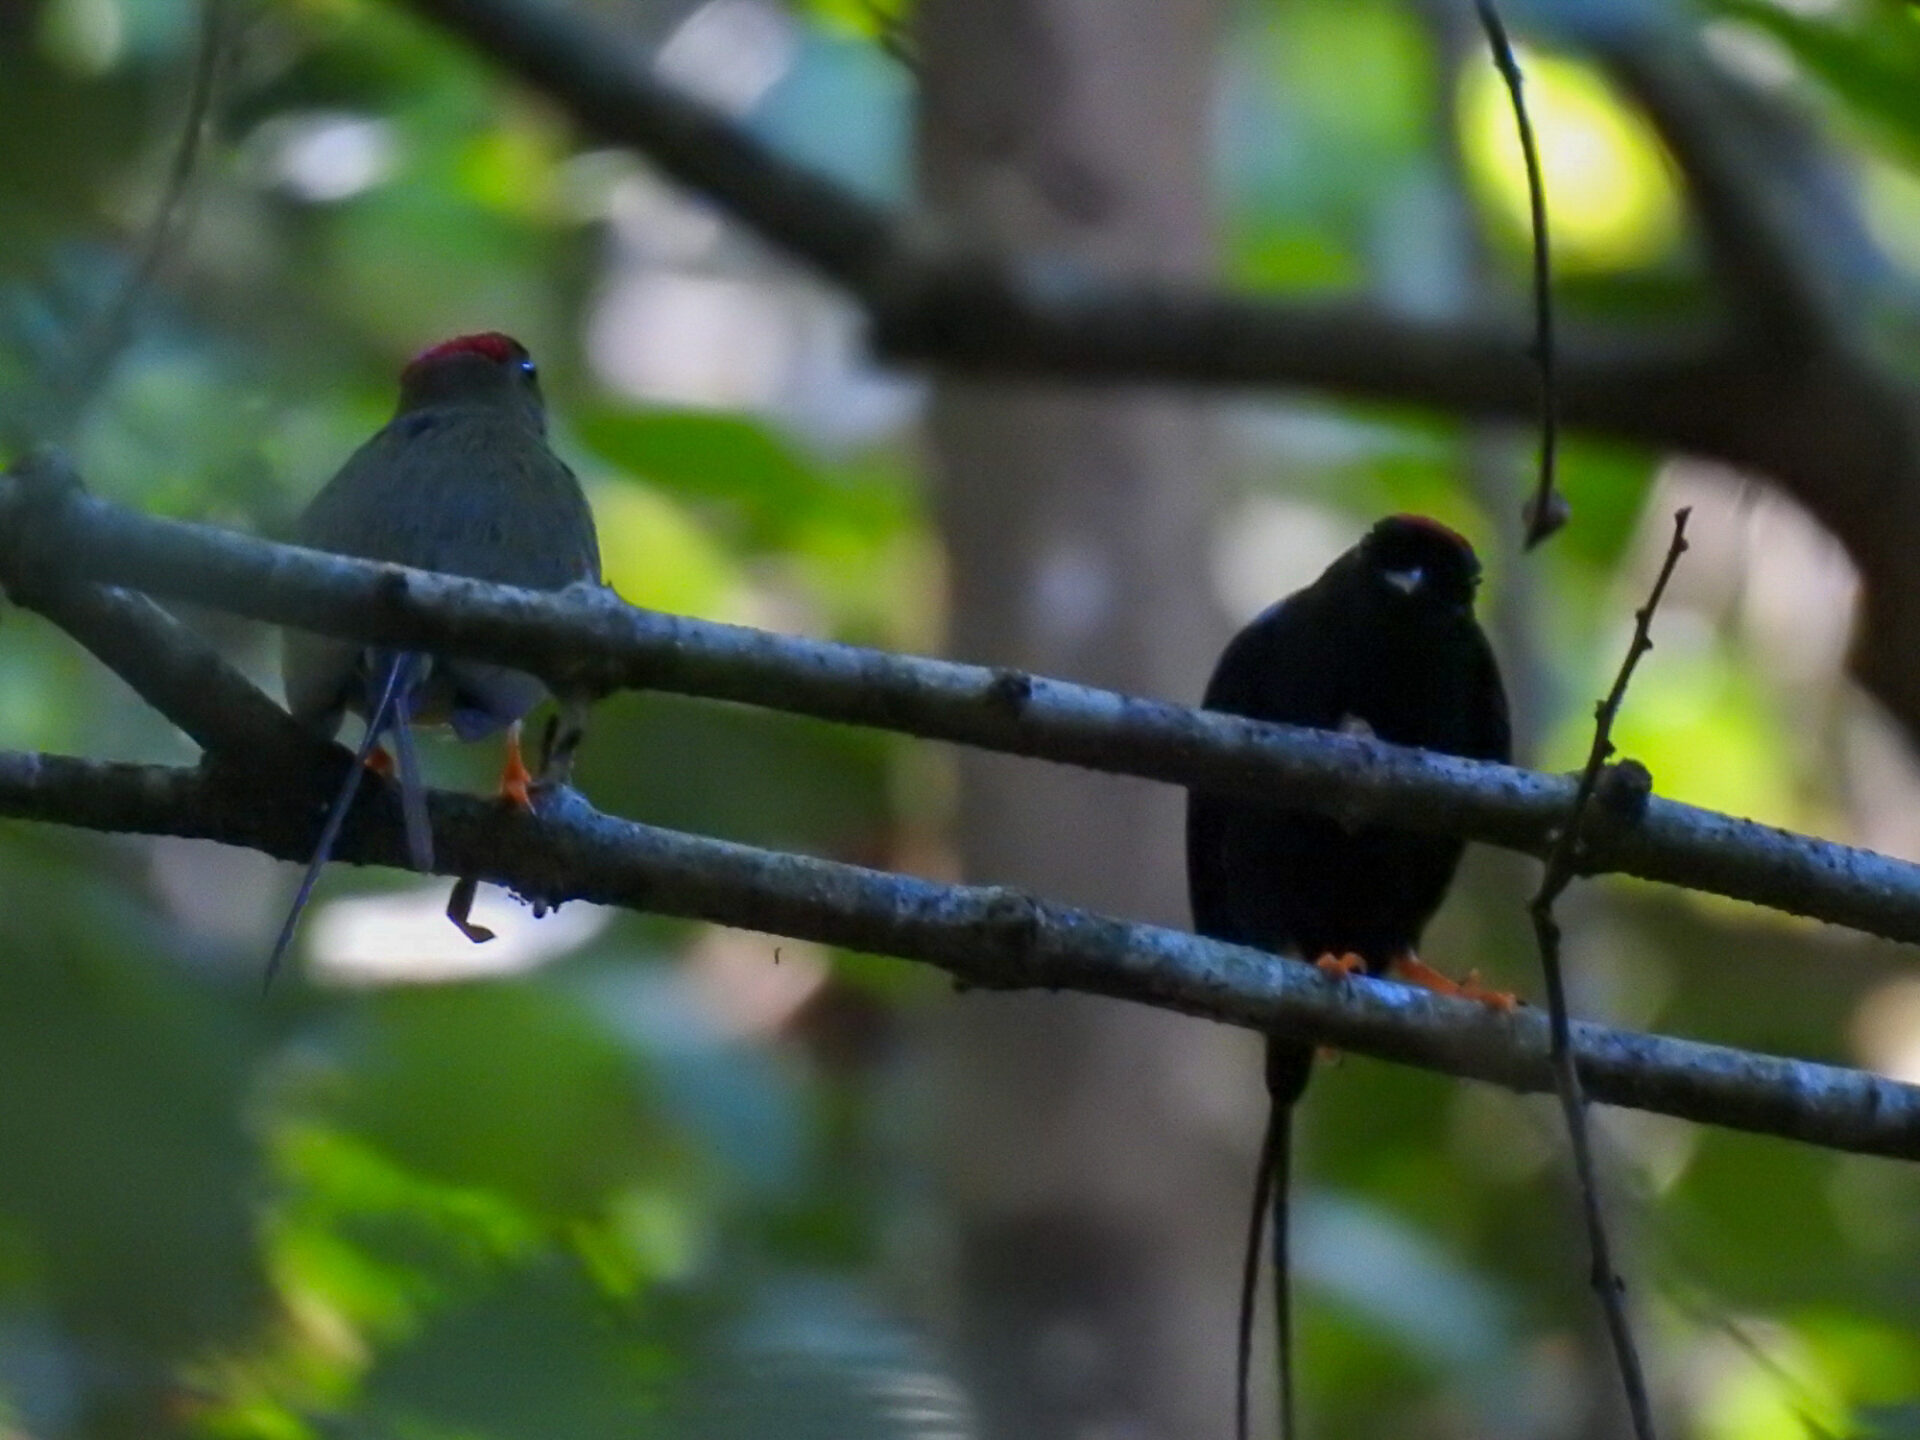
518, 357, 537, 379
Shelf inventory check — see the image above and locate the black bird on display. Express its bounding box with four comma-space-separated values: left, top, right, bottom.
1186, 515, 1511, 1440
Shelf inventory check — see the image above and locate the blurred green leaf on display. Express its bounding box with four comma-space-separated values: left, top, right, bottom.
1670, 1132, 1855, 1304
361, 1260, 665, 1440
577, 692, 894, 857
796, 0, 911, 43
1710, 0, 1920, 167
319, 983, 673, 1220
575, 408, 911, 552
658, 1276, 972, 1440
0, 840, 265, 1356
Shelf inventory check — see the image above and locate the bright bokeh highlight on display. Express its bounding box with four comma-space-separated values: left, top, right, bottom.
1460, 48, 1682, 270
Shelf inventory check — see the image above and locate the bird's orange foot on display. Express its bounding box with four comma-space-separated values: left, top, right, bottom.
1392, 952, 1520, 1012
365, 747, 395, 777
1315, 951, 1367, 978
498, 722, 533, 810
1311, 953, 1365, 1063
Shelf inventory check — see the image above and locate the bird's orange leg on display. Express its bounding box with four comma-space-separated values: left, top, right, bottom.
365, 747, 395, 777
1310, 953, 1366, 1063
498, 721, 534, 810
1391, 951, 1520, 1012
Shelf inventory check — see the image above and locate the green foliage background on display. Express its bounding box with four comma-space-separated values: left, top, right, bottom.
2, 0, 1919, 1436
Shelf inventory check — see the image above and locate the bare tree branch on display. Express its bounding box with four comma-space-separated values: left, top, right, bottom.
3, 742, 1918, 1159
5, 463, 1919, 1161
393, 0, 1770, 456
386, 0, 1920, 759
875, 281, 1751, 451
1598, 32, 1864, 357
11, 469, 1920, 949
1, 454, 321, 765
401, 0, 898, 296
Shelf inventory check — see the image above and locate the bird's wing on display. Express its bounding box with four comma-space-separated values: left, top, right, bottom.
1463, 622, 1513, 764
1188, 593, 1344, 947
296, 412, 599, 589
1198, 594, 1342, 724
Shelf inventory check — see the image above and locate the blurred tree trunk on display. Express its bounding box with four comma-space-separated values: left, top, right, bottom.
913, 4, 1244, 1437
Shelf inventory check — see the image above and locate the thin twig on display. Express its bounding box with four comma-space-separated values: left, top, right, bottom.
48, 0, 229, 434
1491, 4, 1649, 1416
1530, 507, 1692, 1440
1472, 0, 1564, 548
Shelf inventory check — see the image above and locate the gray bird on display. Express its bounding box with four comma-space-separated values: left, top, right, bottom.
270, 332, 601, 983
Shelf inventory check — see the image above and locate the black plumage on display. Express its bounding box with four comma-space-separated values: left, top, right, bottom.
1186, 515, 1510, 1440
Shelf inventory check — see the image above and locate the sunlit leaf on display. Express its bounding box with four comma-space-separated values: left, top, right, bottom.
1710, 0, 1920, 168
1460, 46, 1683, 270
319, 982, 675, 1220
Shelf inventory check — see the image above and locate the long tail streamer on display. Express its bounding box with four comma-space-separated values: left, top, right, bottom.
1237, 1098, 1296, 1440
263, 651, 423, 989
